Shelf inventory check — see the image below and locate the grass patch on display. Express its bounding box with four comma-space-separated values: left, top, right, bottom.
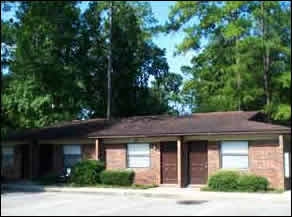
65, 183, 158, 189
201, 186, 285, 194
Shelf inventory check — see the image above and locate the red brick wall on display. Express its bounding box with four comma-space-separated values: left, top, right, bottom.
104, 143, 161, 185
208, 141, 220, 176
206, 140, 284, 189
249, 140, 284, 189
1, 145, 22, 180
105, 144, 127, 169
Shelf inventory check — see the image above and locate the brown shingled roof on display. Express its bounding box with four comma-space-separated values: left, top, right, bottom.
5, 111, 291, 141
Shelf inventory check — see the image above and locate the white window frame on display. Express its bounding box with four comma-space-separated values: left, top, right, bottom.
127, 143, 150, 168
220, 141, 249, 170
63, 145, 82, 169
2, 147, 14, 168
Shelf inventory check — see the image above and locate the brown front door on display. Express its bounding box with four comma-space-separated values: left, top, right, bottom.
188, 142, 208, 185
39, 145, 54, 176
161, 142, 177, 184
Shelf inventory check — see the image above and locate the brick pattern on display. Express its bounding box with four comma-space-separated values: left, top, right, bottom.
1, 145, 22, 180
105, 144, 127, 169
249, 140, 284, 189
104, 143, 161, 185
208, 141, 220, 176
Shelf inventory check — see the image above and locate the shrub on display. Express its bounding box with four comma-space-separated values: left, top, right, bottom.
237, 174, 269, 192
207, 170, 270, 192
208, 170, 240, 192
100, 170, 135, 186
70, 160, 105, 185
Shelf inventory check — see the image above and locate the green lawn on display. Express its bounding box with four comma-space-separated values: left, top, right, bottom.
65, 183, 158, 190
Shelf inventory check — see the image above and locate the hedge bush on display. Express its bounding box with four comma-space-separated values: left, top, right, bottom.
70, 160, 105, 185
237, 174, 269, 192
100, 170, 135, 186
207, 170, 269, 192
208, 170, 240, 192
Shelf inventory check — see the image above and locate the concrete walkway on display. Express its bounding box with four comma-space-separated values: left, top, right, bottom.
2, 183, 290, 201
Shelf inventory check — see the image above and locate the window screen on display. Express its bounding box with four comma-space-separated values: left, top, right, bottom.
221, 141, 248, 170
127, 144, 150, 168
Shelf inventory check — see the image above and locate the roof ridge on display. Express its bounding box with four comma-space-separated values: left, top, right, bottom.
191, 111, 259, 116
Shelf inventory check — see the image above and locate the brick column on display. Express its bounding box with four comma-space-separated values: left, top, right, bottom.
208, 141, 220, 176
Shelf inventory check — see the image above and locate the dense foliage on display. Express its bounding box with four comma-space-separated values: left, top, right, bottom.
70, 160, 105, 185
164, 1, 291, 123
100, 170, 135, 186
207, 170, 269, 192
237, 174, 269, 192
1, 1, 176, 135
1, 1, 291, 135
208, 170, 241, 192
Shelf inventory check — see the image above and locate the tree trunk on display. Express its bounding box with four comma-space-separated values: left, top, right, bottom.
236, 39, 241, 111
234, 9, 241, 111
262, 2, 270, 106
107, 1, 113, 120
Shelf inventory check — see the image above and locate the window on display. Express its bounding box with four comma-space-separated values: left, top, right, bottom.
63, 145, 81, 169
127, 144, 150, 168
2, 147, 14, 168
221, 141, 248, 170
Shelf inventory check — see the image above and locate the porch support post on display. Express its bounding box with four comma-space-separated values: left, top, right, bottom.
279, 135, 285, 189
95, 138, 101, 161
177, 137, 183, 188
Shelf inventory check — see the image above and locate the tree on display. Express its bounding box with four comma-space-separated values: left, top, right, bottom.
2, 1, 172, 133
79, 1, 170, 118
164, 1, 291, 122
3, 1, 84, 129
151, 72, 184, 115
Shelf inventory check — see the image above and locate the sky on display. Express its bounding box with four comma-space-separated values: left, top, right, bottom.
149, 1, 193, 77
1, 1, 193, 78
